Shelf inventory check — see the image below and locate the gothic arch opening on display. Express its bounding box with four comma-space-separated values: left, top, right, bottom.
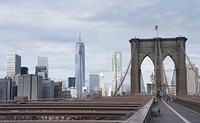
163, 55, 176, 95
141, 56, 154, 93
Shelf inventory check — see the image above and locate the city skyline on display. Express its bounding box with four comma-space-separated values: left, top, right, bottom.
0, 0, 200, 90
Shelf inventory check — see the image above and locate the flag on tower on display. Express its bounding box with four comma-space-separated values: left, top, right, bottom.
155, 25, 158, 30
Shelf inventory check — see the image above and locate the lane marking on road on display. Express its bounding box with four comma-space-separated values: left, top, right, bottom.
162, 99, 191, 123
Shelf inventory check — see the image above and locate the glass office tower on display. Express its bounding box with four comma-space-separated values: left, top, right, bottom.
75, 38, 85, 98
38, 56, 49, 69
37, 57, 48, 79
89, 74, 99, 93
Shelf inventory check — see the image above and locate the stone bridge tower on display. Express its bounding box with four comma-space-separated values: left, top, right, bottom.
129, 37, 187, 95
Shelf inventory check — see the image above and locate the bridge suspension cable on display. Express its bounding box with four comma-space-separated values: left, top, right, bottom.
180, 42, 200, 80
180, 41, 200, 93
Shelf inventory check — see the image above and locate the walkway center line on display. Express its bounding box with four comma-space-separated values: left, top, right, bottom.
162, 99, 191, 123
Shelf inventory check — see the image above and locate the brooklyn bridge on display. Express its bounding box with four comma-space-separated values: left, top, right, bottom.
0, 36, 200, 123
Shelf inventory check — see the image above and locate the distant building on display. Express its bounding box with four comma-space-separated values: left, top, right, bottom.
38, 56, 49, 70
17, 74, 42, 100
147, 83, 152, 94
75, 35, 85, 98
111, 51, 122, 95
89, 74, 99, 93
186, 64, 199, 95
70, 87, 77, 98
0, 77, 12, 100
108, 87, 112, 97
42, 80, 54, 99
82, 86, 88, 99
6, 53, 21, 77
35, 66, 48, 80
37, 56, 48, 79
68, 77, 75, 88
99, 72, 106, 96
21, 67, 28, 74
54, 82, 62, 98
62, 89, 71, 99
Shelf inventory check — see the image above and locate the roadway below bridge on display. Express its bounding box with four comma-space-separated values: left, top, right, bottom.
150, 97, 200, 123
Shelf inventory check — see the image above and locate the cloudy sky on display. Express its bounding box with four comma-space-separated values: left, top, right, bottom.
0, 0, 200, 90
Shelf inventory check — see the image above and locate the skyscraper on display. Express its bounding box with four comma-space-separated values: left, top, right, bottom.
75, 34, 85, 98
186, 64, 199, 95
111, 51, 122, 95
68, 77, 75, 88
6, 53, 21, 77
37, 57, 48, 79
38, 56, 48, 69
35, 66, 48, 80
0, 77, 12, 100
89, 74, 99, 93
21, 67, 28, 74
17, 74, 42, 100
99, 72, 106, 96
42, 80, 54, 99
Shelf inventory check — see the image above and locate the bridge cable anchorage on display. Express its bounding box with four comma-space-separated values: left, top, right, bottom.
180, 42, 200, 93
158, 41, 171, 95
114, 44, 136, 96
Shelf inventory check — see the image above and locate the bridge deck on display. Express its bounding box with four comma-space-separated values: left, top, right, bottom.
150, 97, 200, 123
0, 95, 152, 122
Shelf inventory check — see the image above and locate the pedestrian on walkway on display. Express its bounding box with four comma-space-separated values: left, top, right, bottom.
166, 96, 169, 103
158, 108, 161, 116
158, 95, 161, 101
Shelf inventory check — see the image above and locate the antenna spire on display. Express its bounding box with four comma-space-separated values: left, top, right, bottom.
79, 27, 81, 42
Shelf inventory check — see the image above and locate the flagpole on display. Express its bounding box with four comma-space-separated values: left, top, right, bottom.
155, 25, 158, 37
